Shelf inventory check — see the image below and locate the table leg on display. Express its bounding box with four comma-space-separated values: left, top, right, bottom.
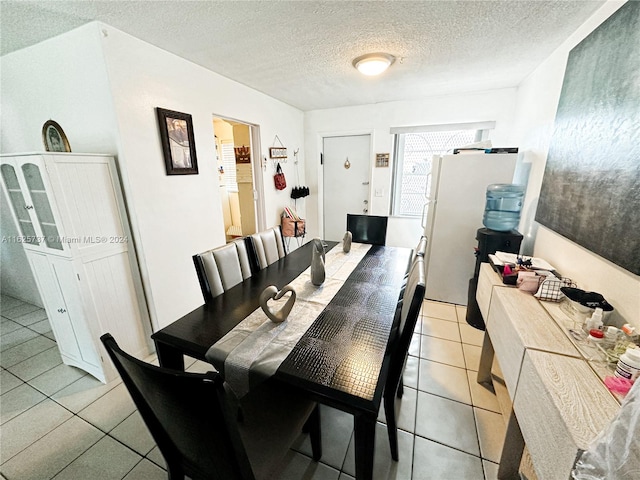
154, 340, 185, 370
354, 412, 376, 480
497, 409, 525, 480
477, 332, 495, 385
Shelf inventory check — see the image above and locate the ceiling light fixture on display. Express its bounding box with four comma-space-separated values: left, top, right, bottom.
352, 53, 396, 76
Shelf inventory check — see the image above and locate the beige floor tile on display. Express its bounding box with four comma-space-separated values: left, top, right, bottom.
145, 446, 166, 470
459, 323, 486, 346
402, 355, 419, 390
412, 436, 484, 479
0, 295, 25, 311
292, 405, 353, 471
123, 459, 167, 480
0, 398, 73, 463
28, 318, 54, 335
6, 346, 62, 381
415, 391, 479, 456
1, 383, 46, 425
421, 300, 457, 322
1, 303, 40, 321
418, 359, 471, 405
52, 436, 142, 480
378, 386, 418, 434
466, 371, 501, 413
342, 422, 413, 479
338, 474, 355, 480
483, 460, 499, 480
0, 318, 22, 335
110, 411, 156, 456
419, 336, 465, 369
78, 383, 136, 432
456, 305, 468, 323
185, 358, 216, 373
1, 335, 57, 368
29, 363, 87, 396
421, 316, 461, 342
12, 308, 48, 326
52, 374, 120, 413
408, 332, 420, 357
0, 416, 102, 480
0, 369, 23, 394
462, 343, 482, 371
474, 407, 506, 464
275, 450, 341, 480
0, 326, 39, 352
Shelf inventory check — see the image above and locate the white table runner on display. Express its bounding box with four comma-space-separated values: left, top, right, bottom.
206, 242, 372, 397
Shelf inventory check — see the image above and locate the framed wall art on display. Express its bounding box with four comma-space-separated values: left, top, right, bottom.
42, 120, 71, 152
156, 107, 198, 175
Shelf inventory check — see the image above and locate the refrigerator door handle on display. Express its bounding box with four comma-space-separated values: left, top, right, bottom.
421, 200, 434, 229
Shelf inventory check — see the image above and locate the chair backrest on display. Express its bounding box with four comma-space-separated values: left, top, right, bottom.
194, 238, 253, 301
100, 334, 255, 480
346, 214, 388, 246
387, 257, 426, 390
249, 226, 286, 270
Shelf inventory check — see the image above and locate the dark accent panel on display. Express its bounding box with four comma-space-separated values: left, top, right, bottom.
346, 214, 388, 246
535, 1, 640, 275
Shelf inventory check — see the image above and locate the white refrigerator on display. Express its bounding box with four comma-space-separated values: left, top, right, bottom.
422, 152, 518, 305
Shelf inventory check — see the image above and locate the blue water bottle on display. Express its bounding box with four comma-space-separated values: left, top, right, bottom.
482, 184, 525, 231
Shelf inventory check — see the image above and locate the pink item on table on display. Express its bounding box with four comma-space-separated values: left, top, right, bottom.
604, 376, 633, 395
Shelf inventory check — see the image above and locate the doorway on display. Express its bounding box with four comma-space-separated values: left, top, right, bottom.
212, 117, 265, 241
322, 135, 371, 242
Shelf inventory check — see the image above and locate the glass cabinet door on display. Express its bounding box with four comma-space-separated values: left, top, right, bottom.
21, 163, 63, 250
1, 164, 40, 245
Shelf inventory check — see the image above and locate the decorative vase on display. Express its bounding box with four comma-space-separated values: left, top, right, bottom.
260, 284, 296, 323
343, 231, 352, 253
311, 238, 326, 286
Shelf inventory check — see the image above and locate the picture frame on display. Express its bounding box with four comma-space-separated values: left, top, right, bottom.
156, 107, 198, 175
269, 147, 287, 159
42, 120, 71, 152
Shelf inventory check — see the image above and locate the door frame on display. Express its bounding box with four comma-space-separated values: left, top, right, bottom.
212, 114, 266, 233
317, 130, 374, 239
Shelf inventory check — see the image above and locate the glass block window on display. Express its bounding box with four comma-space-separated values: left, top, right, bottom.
391, 126, 489, 217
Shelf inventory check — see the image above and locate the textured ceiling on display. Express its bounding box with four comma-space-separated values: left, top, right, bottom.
1, 0, 605, 111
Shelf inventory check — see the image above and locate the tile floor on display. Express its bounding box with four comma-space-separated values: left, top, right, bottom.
1, 294, 506, 480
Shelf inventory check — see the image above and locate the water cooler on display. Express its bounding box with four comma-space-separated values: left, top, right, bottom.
465, 228, 523, 330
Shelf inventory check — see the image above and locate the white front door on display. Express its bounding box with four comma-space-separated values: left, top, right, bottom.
323, 135, 371, 242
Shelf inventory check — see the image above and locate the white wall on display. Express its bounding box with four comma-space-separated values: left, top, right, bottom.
1, 22, 306, 330
510, 0, 638, 327
303, 88, 518, 245
0, 23, 116, 306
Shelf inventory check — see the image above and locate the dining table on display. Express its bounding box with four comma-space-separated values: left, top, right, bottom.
151, 240, 413, 480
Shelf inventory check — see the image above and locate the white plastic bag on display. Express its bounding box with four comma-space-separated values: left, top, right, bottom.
572, 380, 640, 479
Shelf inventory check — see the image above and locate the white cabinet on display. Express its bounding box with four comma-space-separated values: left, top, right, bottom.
1, 153, 151, 382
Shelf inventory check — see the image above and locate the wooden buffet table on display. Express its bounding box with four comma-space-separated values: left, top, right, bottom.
475, 263, 620, 480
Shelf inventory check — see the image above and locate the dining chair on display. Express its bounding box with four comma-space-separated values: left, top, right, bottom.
384, 256, 425, 461
249, 225, 287, 270
414, 235, 427, 260
101, 333, 322, 480
346, 214, 388, 245
193, 238, 253, 301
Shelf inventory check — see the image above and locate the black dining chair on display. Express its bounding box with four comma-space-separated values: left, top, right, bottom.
346, 214, 388, 245
384, 257, 425, 461
101, 334, 322, 480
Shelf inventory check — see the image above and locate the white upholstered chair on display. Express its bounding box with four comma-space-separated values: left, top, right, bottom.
249, 226, 286, 270
193, 238, 253, 301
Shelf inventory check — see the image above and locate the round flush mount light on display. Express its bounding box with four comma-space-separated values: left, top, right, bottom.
352, 52, 396, 76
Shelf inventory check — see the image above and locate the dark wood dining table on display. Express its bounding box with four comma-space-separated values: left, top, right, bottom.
151, 240, 412, 480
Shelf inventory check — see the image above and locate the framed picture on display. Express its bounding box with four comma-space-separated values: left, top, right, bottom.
156, 107, 198, 175
42, 120, 71, 152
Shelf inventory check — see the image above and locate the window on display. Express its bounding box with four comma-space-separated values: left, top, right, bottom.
390, 122, 494, 217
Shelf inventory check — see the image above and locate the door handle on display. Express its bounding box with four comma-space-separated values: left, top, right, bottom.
362, 182, 369, 185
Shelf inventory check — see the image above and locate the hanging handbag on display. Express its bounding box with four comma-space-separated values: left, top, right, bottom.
274, 163, 287, 190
